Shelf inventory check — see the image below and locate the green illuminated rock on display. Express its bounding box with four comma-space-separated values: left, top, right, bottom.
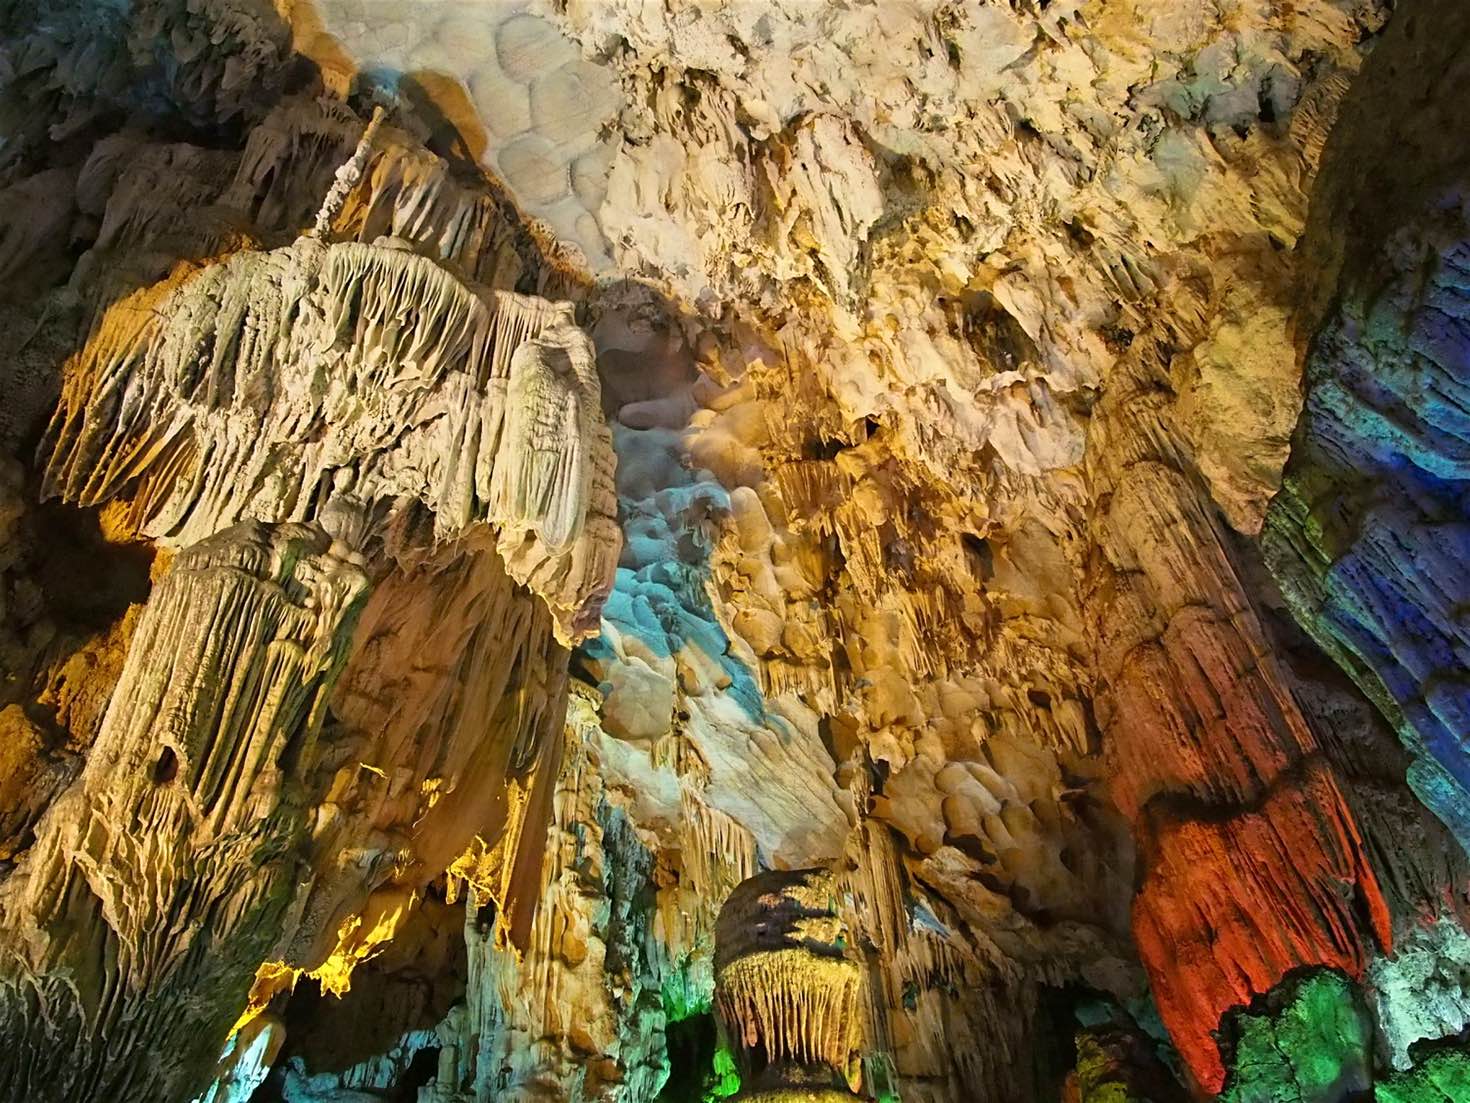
1219, 971, 1372, 1103
703, 1044, 741, 1102
1376, 1046, 1470, 1103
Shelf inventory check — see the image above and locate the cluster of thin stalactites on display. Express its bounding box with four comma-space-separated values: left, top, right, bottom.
40, 233, 618, 641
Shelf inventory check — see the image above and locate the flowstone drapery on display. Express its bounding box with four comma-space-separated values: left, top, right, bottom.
0, 175, 619, 1097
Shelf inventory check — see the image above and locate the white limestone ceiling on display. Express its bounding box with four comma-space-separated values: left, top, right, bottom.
286, 0, 623, 267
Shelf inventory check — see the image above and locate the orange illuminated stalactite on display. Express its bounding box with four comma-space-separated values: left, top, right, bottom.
1089, 418, 1394, 1093
1132, 760, 1391, 1093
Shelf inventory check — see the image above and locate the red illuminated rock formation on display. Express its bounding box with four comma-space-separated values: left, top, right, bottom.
1088, 346, 1392, 1092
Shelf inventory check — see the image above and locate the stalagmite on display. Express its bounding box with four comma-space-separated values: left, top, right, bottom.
0, 86, 620, 1094
0, 522, 367, 1100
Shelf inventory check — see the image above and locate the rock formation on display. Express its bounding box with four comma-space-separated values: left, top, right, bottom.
714, 868, 864, 1099
1, 1, 1469, 1101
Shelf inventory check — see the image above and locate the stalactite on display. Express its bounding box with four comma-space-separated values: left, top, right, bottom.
716, 951, 866, 1076
314, 107, 387, 237
679, 786, 759, 905
6, 3, 1469, 1101
423, 688, 670, 1101
1, 105, 626, 1097
320, 533, 572, 960
220, 96, 363, 232
713, 868, 865, 1096
40, 235, 618, 643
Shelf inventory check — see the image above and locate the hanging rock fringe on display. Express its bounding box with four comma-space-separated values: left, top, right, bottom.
41, 236, 618, 643
715, 948, 865, 1076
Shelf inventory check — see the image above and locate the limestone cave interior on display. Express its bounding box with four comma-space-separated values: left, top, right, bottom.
1, 1, 1469, 1100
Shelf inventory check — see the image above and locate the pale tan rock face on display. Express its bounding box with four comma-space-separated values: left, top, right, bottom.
0, 2, 1462, 1102
0, 84, 624, 1098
